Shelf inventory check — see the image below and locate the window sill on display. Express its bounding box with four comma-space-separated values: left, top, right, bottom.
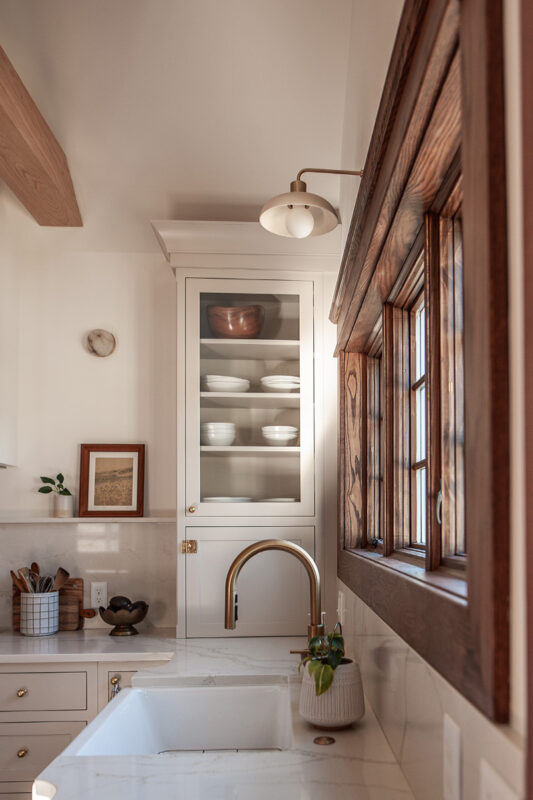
348, 548, 467, 600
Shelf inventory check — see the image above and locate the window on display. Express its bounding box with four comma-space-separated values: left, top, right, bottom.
334, 0, 509, 722
410, 291, 427, 549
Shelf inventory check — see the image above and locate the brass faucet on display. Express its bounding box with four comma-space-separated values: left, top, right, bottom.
224, 539, 326, 638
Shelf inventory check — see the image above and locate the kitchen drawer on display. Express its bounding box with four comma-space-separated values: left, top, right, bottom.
0, 721, 85, 782
0, 672, 87, 712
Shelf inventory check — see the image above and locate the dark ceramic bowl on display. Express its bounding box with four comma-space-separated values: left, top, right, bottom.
99, 600, 149, 636
207, 305, 265, 339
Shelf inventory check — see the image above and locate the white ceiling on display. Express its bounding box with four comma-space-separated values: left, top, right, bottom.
0, 0, 395, 253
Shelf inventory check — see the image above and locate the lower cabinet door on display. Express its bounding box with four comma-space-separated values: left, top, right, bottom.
0, 721, 85, 782
185, 526, 314, 637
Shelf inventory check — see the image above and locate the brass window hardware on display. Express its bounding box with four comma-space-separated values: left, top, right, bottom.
17, 748, 28, 758
110, 675, 121, 698
16, 688, 28, 697
181, 540, 198, 554
187, 505, 197, 513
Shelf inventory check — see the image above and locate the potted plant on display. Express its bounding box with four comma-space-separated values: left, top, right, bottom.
298, 623, 364, 729
38, 473, 74, 518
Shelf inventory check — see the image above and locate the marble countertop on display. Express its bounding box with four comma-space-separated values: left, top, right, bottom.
35, 637, 414, 800
0, 627, 176, 663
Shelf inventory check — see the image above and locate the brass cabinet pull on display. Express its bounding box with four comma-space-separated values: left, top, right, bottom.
16, 688, 28, 698
17, 748, 28, 758
110, 675, 121, 698
188, 505, 197, 513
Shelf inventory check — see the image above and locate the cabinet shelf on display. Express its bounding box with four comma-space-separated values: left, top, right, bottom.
0, 516, 176, 524
200, 339, 300, 360
200, 446, 300, 456
200, 392, 300, 408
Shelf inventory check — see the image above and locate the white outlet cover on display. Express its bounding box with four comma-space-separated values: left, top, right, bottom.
480, 759, 519, 800
443, 713, 461, 800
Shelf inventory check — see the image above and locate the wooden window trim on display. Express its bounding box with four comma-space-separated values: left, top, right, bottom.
334, 0, 509, 721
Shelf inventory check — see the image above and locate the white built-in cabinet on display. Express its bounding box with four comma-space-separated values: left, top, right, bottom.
152, 220, 342, 639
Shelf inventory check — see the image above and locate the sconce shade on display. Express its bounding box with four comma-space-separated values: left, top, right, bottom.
259, 180, 338, 238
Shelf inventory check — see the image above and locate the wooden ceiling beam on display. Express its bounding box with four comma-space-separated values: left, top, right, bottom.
0, 46, 82, 226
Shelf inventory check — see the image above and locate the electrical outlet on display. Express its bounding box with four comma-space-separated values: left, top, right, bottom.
443, 713, 461, 800
337, 590, 346, 626
480, 760, 519, 800
90, 581, 107, 609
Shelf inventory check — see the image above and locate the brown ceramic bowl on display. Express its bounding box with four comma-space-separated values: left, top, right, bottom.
207, 305, 265, 339
99, 601, 149, 636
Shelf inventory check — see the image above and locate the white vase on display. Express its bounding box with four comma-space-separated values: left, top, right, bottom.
299, 658, 365, 729
53, 493, 74, 518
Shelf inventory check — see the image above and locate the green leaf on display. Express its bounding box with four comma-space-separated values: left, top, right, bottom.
56, 473, 64, 484
308, 636, 322, 652
38, 486, 53, 493
313, 663, 334, 696
59, 488, 72, 496
327, 649, 343, 669
307, 659, 322, 677
331, 634, 345, 653
40, 476, 55, 485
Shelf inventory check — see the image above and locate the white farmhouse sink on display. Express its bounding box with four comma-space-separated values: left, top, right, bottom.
63, 682, 292, 756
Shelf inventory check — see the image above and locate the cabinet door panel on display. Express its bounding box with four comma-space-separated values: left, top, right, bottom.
185, 526, 314, 637
0, 721, 85, 781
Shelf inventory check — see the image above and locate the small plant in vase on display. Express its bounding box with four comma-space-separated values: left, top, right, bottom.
38, 474, 74, 518
298, 623, 365, 729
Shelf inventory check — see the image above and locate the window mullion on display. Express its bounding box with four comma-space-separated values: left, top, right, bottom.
424, 212, 442, 570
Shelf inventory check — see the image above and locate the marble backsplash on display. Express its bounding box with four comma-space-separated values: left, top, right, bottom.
339, 580, 525, 800
0, 521, 177, 631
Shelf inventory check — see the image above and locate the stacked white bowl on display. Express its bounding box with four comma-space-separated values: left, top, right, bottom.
260, 375, 300, 393
202, 375, 250, 393
200, 422, 236, 446
261, 425, 298, 446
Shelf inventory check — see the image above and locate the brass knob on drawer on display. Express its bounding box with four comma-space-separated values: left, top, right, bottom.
188, 505, 197, 513
17, 748, 28, 758
16, 688, 28, 698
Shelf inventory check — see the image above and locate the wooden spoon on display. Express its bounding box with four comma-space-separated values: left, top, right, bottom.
52, 566, 70, 591
17, 567, 34, 593
10, 569, 25, 593
31, 562, 40, 578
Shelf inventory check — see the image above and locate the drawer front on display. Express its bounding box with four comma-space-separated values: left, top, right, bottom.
106, 670, 136, 702
0, 672, 87, 712
0, 721, 85, 781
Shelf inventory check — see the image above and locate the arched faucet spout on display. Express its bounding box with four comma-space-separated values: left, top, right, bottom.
224, 539, 325, 639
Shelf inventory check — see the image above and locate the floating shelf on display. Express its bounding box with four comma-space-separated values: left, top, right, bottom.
200, 339, 300, 360
200, 391, 300, 409
200, 446, 300, 456
0, 516, 176, 525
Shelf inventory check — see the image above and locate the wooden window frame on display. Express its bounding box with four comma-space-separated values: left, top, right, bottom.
332, 0, 509, 721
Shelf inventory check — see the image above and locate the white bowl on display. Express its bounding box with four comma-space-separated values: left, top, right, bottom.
261, 375, 300, 383
262, 432, 298, 446
200, 430, 236, 446
261, 426, 298, 433
203, 375, 250, 393
260, 376, 300, 393
202, 497, 252, 503
201, 422, 235, 428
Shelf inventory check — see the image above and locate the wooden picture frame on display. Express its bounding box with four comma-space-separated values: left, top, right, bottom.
78, 444, 145, 517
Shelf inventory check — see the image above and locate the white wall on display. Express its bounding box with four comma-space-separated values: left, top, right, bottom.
0, 248, 176, 515
336, 1, 527, 798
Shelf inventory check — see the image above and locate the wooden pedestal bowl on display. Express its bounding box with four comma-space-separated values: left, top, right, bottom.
207, 305, 264, 339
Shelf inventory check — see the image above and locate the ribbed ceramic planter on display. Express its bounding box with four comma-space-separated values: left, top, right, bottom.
53, 493, 74, 518
299, 658, 365, 729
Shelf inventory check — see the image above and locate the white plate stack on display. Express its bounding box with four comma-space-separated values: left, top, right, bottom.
261, 425, 299, 446
202, 375, 250, 393
260, 375, 300, 393
200, 422, 236, 446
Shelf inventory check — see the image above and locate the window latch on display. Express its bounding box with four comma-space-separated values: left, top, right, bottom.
436, 482, 442, 525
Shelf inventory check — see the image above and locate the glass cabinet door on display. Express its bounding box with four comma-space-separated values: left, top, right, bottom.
185, 277, 314, 516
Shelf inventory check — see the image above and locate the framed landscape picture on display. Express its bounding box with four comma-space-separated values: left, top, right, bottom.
79, 444, 145, 517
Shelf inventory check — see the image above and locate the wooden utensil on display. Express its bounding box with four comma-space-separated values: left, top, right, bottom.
17, 567, 34, 593
31, 562, 40, 578
13, 577, 87, 632
10, 570, 25, 594
52, 566, 70, 591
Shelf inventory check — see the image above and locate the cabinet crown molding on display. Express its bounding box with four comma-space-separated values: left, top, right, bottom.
150, 220, 342, 271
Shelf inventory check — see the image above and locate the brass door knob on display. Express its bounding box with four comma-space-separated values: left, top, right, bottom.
17, 748, 28, 758
188, 505, 197, 513
16, 688, 28, 698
